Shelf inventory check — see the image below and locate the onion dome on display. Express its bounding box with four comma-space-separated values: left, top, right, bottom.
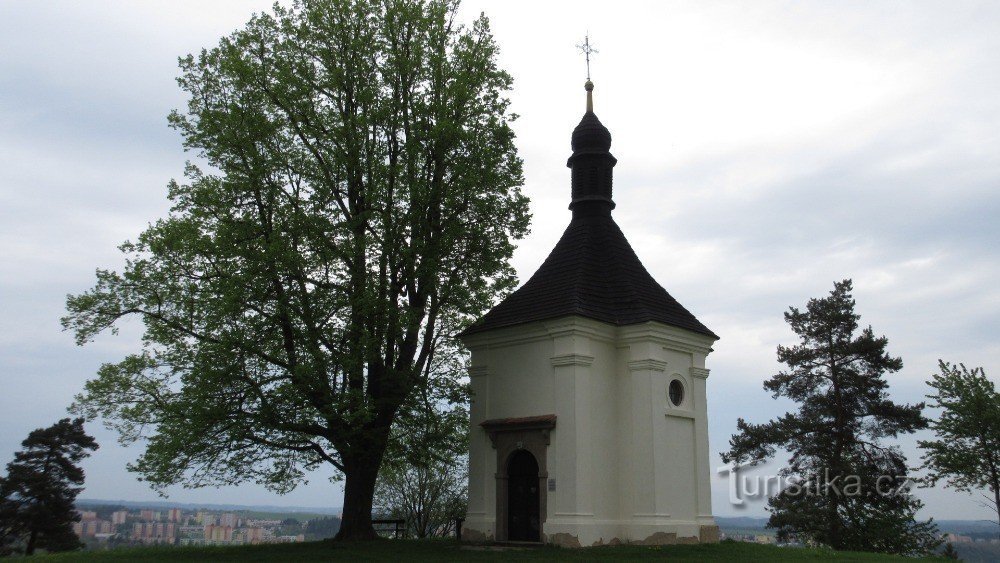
570, 112, 612, 153
570, 83, 612, 153
567, 80, 617, 213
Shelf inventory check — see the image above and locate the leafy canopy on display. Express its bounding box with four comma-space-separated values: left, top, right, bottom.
62, 0, 528, 518
919, 361, 1000, 532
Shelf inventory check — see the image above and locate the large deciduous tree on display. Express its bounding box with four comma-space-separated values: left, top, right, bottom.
63, 0, 528, 540
722, 280, 940, 555
0, 418, 98, 555
919, 361, 1000, 539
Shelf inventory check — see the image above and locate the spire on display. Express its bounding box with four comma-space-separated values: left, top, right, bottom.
578, 33, 597, 81
567, 79, 616, 215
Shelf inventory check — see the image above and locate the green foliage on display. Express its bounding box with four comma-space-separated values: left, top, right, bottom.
919, 361, 1000, 536
940, 542, 959, 560
722, 280, 940, 555
374, 336, 468, 538
374, 459, 466, 538
373, 354, 466, 542
0, 418, 98, 555
302, 517, 341, 541
62, 0, 527, 540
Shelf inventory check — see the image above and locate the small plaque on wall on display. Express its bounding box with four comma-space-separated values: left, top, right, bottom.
548, 478, 556, 491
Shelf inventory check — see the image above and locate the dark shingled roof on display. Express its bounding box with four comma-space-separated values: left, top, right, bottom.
461, 210, 717, 338
462, 85, 716, 339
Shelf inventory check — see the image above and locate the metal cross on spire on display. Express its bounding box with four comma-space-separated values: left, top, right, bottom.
577, 33, 598, 81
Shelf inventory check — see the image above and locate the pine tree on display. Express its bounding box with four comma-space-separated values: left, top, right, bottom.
0, 418, 98, 555
722, 280, 941, 555
941, 542, 960, 559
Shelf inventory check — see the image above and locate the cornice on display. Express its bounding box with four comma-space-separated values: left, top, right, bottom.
617, 321, 716, 355
460, 315, 617, 350
460, 322, 551, 349
550, 353, 595, 367
689, 367, 711, 379
544, 316, 618, 342
627, 358, 668, 372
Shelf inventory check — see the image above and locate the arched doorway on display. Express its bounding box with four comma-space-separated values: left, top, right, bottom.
506, 449, 540, 541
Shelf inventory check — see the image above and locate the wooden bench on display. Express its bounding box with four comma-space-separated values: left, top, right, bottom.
372, 518, 406, 539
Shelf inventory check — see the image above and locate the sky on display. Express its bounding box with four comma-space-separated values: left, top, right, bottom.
1, 1, 998, 520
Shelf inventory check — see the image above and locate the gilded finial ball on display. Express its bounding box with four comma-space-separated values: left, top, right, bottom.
585, 80, 594, 92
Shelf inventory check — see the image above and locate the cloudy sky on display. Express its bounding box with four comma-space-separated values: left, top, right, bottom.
1, 1, 998, 519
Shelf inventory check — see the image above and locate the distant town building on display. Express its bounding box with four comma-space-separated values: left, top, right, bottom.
111, 510, 128, 525
204, 524, 234, 543
72, 505, 308, 549
196, 511, 214, 525
246, 519, 282, 527
178, 525, 206, 546
219, 512, 238, 528
131, 522, 177, 544
73, 519, 112, 538
234, 527, 271, 544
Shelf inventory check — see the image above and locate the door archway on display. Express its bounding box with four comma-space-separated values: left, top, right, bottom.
480, 414, 554, 542
506, 449, 540, 541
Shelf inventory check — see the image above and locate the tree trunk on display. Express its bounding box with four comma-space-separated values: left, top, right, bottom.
986, 453, 1000, 542
25, 529, 38, 556
993, 482, 1000, 542
334, 455, 383, 541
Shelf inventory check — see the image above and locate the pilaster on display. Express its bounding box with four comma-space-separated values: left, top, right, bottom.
466, 362, 491, 530
623, 347, 669, 522
546, 320, 597, 520
690, 366, 714, 524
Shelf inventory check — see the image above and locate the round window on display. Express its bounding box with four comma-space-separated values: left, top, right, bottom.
668, 379, 684, 407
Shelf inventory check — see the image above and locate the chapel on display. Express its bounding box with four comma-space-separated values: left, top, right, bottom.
459, 79, 720, 547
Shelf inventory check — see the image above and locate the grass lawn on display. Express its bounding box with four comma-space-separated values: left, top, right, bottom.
39, 539, 948, 562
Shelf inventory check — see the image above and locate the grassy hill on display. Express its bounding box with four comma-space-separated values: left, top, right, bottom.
39, 539, 948, 562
